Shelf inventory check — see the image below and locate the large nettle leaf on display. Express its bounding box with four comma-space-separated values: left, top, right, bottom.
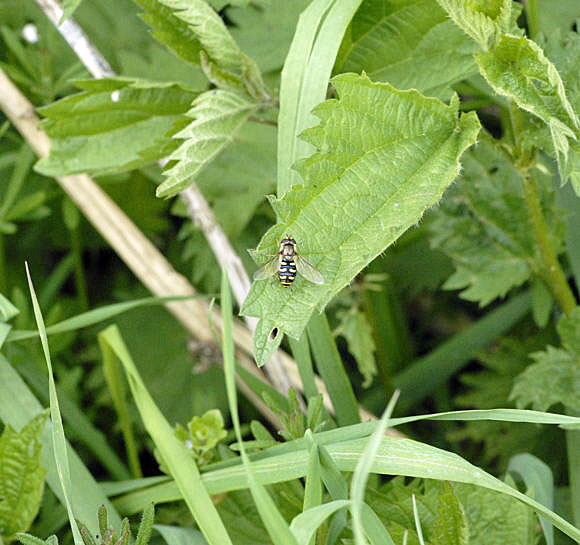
511, 307, 580, 412
430, 140, 565, 306
336, 0, 478, 99
0, 413, 47, 540
157, 90, 257, 198
241, 73, 480, 365
35, 78, 196, 177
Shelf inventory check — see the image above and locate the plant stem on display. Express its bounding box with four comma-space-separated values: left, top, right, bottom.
521, 171, 576, 315
508, 101, 576, 315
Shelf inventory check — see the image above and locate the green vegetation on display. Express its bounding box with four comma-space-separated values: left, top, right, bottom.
1, 0, 580, 544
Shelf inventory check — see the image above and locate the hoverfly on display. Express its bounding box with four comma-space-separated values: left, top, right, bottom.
253, 235, 324, 287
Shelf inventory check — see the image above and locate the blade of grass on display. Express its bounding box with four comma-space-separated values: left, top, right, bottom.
302, 431, 323, 545
221, 270, 299, 545
25, 263, 84, 545
278, 0, 363, 194
0, 353, 121, 532
351, 392, 399, 545
394, 291, 531, 412
289, 500, 350, 544
99, 325, 233, 545
6, 295, 206, 342
307, 313, 359, 426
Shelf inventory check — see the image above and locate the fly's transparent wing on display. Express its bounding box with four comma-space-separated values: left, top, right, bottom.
253, 256, 280, 280
295, 255, 325, 285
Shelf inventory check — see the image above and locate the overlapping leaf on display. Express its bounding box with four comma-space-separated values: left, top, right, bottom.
157, 90, 257, 198
0, 413, 47, 540
35, 78, 196, 177
336, 0, 478, 98
430, 140, 565, 306
241, 72, 480, 364
435, 0, 513, 50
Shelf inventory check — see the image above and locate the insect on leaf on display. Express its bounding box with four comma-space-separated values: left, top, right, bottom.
241, 72, 480, 365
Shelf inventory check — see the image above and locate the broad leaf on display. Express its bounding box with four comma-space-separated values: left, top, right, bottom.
430, 140, 565, 306
35, 78, 196, 177
0, 413, 47, 540
242, 73, 480, 364
157, 90, 257, 198
434, 0, 512, 50
336, 0, 478, 98
153, 0, 268, 99
538, 30, 580, 194
132, 0, 203, 66
477, 34, 580, 182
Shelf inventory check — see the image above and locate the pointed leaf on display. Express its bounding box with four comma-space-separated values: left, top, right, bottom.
476, 34, 580, 180
157, 90, 256, 198
434, 0, 512, 49
241, 72, 480, 364
132, 0, 203, 66
35, 78, 196, 177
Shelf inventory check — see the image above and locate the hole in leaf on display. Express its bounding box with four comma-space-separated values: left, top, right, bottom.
269, 328, 279, 340
489, 166, 499, 174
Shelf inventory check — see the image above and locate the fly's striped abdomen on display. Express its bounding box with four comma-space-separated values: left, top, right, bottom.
278, 259, 296, 287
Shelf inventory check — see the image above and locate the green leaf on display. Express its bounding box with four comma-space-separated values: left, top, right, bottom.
132, 0, 203, 66
0, 413, 47, 539
153, 0, 267, 99
35, 78, 196, 177
454, 483, 537, 545
242, 73, 479, 363
335, 309, 377, 387
336, 0, 478, 98
430, 482, 469, 545
157, 90, 257, 198
511, 346, 580, 412
434, 0, 512, 50
430, 141, 564, 306
476, 34, 580, 181
538, 30, 580, 194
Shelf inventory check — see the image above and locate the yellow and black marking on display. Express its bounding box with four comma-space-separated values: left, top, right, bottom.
278, 258, 297, 287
